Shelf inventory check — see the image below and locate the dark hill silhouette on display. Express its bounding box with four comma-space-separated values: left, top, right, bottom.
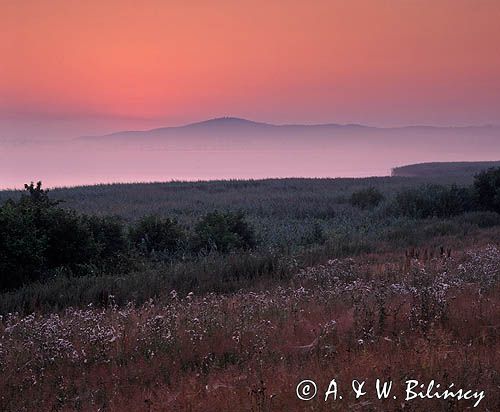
84, 117, 498, 140
392, 161, 500, 178
78, 118, 500, 172
83, 117, 377, 139
3, 117, 500, 189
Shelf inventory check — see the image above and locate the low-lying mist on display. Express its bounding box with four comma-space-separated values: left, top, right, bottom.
1, 120, 499, 189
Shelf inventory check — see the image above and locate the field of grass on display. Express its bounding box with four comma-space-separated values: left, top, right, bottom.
1, 244, 498, 411
0, 175, 482, 250
2, 172, 500, 314
1, 168, 499, 411
0, 175, 480, 219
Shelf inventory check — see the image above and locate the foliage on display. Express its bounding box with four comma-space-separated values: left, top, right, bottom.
391, 184, 474, 218
23, 181, 58, 205
454, 211, 500, 228
1, 175, 500, 295
0, 183, 127, 290
0, 200, 46, 289
0, 176, 481, 254
193, 211, 256, 253
84, 215, 128, 259
473, 167, 500, 213
300, 222, 326, 245
0, 246, 498, 411
1, 176, 499, 410
129, 215, 186, 257
349, 187, 384, 209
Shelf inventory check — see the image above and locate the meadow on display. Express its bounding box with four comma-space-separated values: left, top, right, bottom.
2, 172, 499, 312
0, 165, 499, 411
0, 244, 498, 411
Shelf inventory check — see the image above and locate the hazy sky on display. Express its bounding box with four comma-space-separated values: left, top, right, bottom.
2, 0, 500, 138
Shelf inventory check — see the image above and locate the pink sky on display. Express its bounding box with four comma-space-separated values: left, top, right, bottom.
1, 0, 500, 139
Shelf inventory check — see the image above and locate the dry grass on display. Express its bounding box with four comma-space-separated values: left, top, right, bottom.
0, 246, 498, 411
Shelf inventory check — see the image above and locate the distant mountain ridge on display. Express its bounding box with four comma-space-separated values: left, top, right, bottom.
90, 117, 372, 139
79, 117, 500, 173
85, 117, 498, 139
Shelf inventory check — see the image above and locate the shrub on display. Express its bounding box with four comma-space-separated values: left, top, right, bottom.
193, 211, 256, 253
0, 200, 46, 289
0, 183, 128, 291
23, 181, 57, 206
40, 208, 97, 269
349, 187, 384, 210
129, 215, 186, 256
392, 184, 474, 218
17, 182, 97, 270
84, 215, 128, 259
473, 167, 500, 213
0, 197, 90, 290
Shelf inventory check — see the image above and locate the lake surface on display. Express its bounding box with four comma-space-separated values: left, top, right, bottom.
2, 131, 500, 189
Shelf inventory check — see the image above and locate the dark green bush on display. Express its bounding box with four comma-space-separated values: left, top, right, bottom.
349, 187, 384, 210
40, 208, 97, 269
129, 215, 186, 256
392, 184, 474, 218
0, 200, 46, 289
84, 215, 128, 259
193, 211, 256, 253
0, 183, 128, 290
473, 167, 500, 213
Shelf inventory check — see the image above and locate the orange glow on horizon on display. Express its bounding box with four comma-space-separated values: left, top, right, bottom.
1, 0, 500, 126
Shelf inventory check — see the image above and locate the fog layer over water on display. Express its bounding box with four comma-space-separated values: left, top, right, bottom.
1, 121, 500, 189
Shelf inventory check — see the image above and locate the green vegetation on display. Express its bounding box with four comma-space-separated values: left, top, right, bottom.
193, 210, 256, 253
391, 184, 474, 218
474, 167, 500, 213
349, 187, 384, 209
0, 182, 126, 290
389, 167, 500, 218
0, 183, 260, 293
1, 168, 500, 313
129, 215, 186, 257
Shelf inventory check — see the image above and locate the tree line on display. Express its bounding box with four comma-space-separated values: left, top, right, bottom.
0, 182, 255, 291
